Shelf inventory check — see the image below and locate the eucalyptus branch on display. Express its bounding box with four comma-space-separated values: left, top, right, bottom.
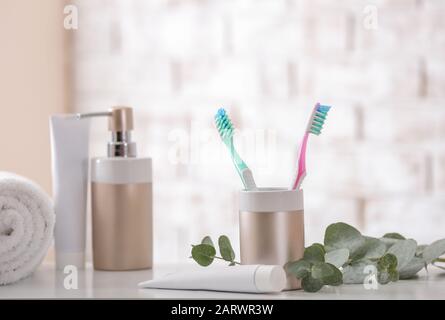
213, 256, 241, 265
191, 235, 240, 267
190, 223, 445, 293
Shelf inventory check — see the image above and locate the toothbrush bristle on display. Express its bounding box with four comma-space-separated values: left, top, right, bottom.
215, 108, 234, 140
309, 104, 331, 135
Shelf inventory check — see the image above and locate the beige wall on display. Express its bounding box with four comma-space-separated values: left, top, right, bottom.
0, 0, 69, 193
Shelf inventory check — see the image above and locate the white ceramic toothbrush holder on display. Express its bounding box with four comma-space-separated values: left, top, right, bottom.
239, 188, 305, 290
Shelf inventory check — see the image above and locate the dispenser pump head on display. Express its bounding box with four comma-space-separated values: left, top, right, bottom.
77, 106, 137, 158
108, 107, 134, 132
107, 107, 137, 157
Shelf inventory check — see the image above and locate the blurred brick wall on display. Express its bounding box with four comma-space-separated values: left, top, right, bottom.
71, 0, 445, 263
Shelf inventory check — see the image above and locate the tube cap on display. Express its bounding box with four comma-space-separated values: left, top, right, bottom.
254, 265, 287, 293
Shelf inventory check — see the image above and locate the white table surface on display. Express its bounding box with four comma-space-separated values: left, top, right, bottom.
1, 262, 444, 299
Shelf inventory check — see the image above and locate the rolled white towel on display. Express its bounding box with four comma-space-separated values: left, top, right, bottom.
0, 172, 55, 285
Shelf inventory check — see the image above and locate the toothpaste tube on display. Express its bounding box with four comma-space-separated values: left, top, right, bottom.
138, 265, 287, 293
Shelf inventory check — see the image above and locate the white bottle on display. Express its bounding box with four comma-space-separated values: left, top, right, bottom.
50, 114, 90, 270
82, 107, 153, 271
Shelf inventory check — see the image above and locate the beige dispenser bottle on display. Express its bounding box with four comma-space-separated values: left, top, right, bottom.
81, 107, 152, 271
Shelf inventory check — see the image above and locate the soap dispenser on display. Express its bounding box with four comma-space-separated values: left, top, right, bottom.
79, 106, 152, 271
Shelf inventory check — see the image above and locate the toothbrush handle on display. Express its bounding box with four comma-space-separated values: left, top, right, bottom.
229, 142, 257, 190
291, 132, 309, 190
240, 168, 257, 190
230, 144, 248, 171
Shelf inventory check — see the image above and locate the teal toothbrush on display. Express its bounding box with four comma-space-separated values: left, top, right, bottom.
215, 108, 257, 190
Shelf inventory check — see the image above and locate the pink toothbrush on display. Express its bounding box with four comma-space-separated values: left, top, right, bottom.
291, 103, 331, 190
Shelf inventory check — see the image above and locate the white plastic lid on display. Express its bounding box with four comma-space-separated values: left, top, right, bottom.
254, 265, 287, 293
239, 188, 304, 212
91, 157, 152, 184
56, 252, 85, 270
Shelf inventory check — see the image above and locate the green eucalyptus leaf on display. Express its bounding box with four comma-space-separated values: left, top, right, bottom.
383, 233, 405, 240
380, 237, 400, 250
303, 244, 325, 264
399, 257, 425, 279
201, 236, 214, 247
352, 236, 386, 261
377, 253, 399, 284
377, 271, 390, 284
377, 253, 398, 271
310, 263, 327, 279
380, 235, 413, 251
390, 269, 399, 281
312, 243, 326, 254
377, 253, 398, 284
415, 245, 427, 257
229, 261, 236, 266
422, 239, 445, 264
325, 248, 349, 268
378, 269, 399, 285
218, 235, 236, 262
387, 239, 417, 270
363, 237, 387, 259
327, 266, 343, 286
191, 244, 216, 266
342, 261, 375, 284
286, 260, 312, 279
301, 275, 324, 292
324, 222, 365, 256
312, 263, 343, 286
